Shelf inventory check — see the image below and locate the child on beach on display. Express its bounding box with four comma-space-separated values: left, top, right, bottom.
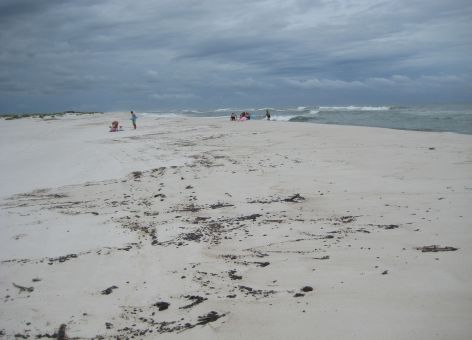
109, 121, 119, 132
130, 111, 137, 129
239, 112, 251, 121
265, 109, 271, 120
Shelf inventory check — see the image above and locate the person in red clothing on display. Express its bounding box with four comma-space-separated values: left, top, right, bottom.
110, 121, 119, 132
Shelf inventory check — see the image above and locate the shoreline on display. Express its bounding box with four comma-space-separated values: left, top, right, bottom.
1, 114, 471, 339
0, 111, 103, 120
2, 107, 472, 136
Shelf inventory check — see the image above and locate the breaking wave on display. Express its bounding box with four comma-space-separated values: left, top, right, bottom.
318, 106, 391, 111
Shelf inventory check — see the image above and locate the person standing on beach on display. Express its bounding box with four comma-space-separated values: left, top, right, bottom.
130, 111, 137, 129
265, 109, 271, 120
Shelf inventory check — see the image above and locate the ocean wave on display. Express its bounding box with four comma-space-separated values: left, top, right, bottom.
289, 116, 316, 122
271, 115, 297, 121
142, 112, 184, 118
256, 107, 277, 111
193, 115, 228, 119
135, 104, 472, 134
180, 109, 206, 114
319, 106, 391, 111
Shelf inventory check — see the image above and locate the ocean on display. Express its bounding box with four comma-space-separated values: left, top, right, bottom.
142, 104, 472, 135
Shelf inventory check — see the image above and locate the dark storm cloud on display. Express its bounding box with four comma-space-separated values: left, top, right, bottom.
0, 0, 471, 112
0, 0, 59, 21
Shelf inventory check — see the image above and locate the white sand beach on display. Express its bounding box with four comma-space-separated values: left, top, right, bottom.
1, 113, 471, 339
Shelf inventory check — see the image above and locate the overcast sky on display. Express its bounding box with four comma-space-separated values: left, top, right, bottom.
0, 0, 471, 113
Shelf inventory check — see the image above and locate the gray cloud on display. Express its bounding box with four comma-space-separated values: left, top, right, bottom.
0, 0, 471, 112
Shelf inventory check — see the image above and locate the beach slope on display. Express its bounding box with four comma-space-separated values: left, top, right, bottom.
1, 113, 471, 339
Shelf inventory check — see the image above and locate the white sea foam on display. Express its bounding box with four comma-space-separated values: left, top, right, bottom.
319, 106, 391, 111
309, 110, 320, 114
271, 115, 297, 121
192, 115, 227, 120
142, 112, 183, 118
138, 112, 159, 117
181, 109, 205, 114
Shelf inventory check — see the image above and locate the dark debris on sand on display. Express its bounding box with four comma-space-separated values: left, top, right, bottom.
181, 232, 203, 242
47, 253, 78, 265
180, 295, 207, 309
248, 193, 305, 204
131, 171, 143, 180
35, 324, 68, 340
12, 283, 34, 293
313, 255, 330, 260
101, 286, 118, 295
195, 311, 225, 326
115, 310, 227, 337
376, 224, 399, 230
228, 270, 242, 280
238, 285, 276, 298
4, 161, 442, 338
154, 301, 170, 311
209, 202, 234, 209
416, 245, 458, 252
282, 193, 305, 203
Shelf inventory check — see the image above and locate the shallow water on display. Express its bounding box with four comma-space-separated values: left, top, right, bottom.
142, 104, 472, 135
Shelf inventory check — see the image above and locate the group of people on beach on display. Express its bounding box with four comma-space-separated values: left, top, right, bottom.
110, 108, 271, 132
109, 111, 137, 132
231, 112, 251, 121
230, 109, 271, 121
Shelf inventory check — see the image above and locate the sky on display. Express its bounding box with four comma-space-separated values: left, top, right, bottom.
0, 0, 471, 113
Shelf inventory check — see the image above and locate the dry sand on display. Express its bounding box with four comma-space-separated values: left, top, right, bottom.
1, 112, 471, 339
